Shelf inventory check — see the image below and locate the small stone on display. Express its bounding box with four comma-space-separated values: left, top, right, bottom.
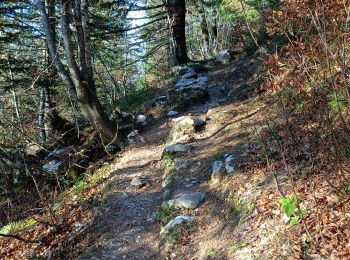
212, 161, 223, 175
43, 160, 64, 173
167, 110, 179, 117
130, 176, 146, 188
106, 144, 117, 153
225, 163, 235, 174
211, 161, 223, 184
173, 160, 190, 170
194, 118, 205, 127
160, 216, 194, 235
25, 143, 44, 156
136, 114, 147, 126
225, 154, 235, 163
163, 189, 171, 198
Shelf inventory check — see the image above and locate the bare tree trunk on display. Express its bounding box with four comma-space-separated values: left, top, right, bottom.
166, 0, 189, 66
197, 0, 210, 58
38, 87, 46, 144
38, 0, 125, 149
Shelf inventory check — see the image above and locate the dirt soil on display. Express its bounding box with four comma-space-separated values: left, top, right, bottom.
79, 54, 274, 259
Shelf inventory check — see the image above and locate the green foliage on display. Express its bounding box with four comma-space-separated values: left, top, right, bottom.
327, 93, 347, 113
280, 195, 297, 218
117, 86, 156, 112
73, 180, 90, 195
155, 205, 177, 225
280, 195, 307, 226
88, 165, 112, 185
162, 155, 174, 169
0, 218, 37, 235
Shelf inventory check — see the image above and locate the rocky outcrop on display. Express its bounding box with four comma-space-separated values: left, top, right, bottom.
168, 68, 209, 109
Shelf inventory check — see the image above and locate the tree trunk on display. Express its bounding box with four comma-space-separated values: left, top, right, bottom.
166, 0, 189, 66
197, 0, 210, 58
38, 0, 125, 149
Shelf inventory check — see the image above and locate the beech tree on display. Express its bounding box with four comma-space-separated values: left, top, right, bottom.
37, 0, 126, 149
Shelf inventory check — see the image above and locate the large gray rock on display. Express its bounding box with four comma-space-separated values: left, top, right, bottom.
160, 215, 194, 235
162, 192, 205, 209
163, 144, 193, 155
167, 116, 195, 144
43, 160, 64, 173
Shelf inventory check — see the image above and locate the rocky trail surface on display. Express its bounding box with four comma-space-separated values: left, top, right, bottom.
80, 52, 270, 259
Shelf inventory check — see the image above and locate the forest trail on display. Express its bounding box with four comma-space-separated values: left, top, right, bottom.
80, 53, 268, 259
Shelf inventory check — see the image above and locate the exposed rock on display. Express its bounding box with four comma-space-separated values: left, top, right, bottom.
136, 114, 147, 126
127, 130, 145, 145
194, 118, 205, 128
197, 76, 208, 82
225, 154, 235, 163
169, 75, 209, 108
163, 144, 193, 155
106, 144, 117, 153
167, 116, 195, 144
163, 189, 171, 198
130, 176, 147, 188
173, 159, 190, 170
211, 160, 224, 184
25, 143, 44, 156
216, 49, 235, 64
206, 109, 232, 120
167, 110, 179, 117
172, 66, 194, 76
160, 216, 194, 235
182, 70, 197, 79
43, 160, 64, 173
162, 192, 205, 209
225, 164, 235, 174
224, 154, 235, 174
153, 96, 168, 107
174, 78, 197, 89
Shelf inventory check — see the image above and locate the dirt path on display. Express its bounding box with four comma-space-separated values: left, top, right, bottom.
80, 58, 265, 259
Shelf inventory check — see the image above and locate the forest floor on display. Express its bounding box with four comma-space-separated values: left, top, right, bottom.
1, 51, 350, 259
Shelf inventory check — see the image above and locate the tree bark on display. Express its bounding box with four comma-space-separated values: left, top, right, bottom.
197, 0, 210, 58
166, 0, 189, 66
38, 0, 125, 149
